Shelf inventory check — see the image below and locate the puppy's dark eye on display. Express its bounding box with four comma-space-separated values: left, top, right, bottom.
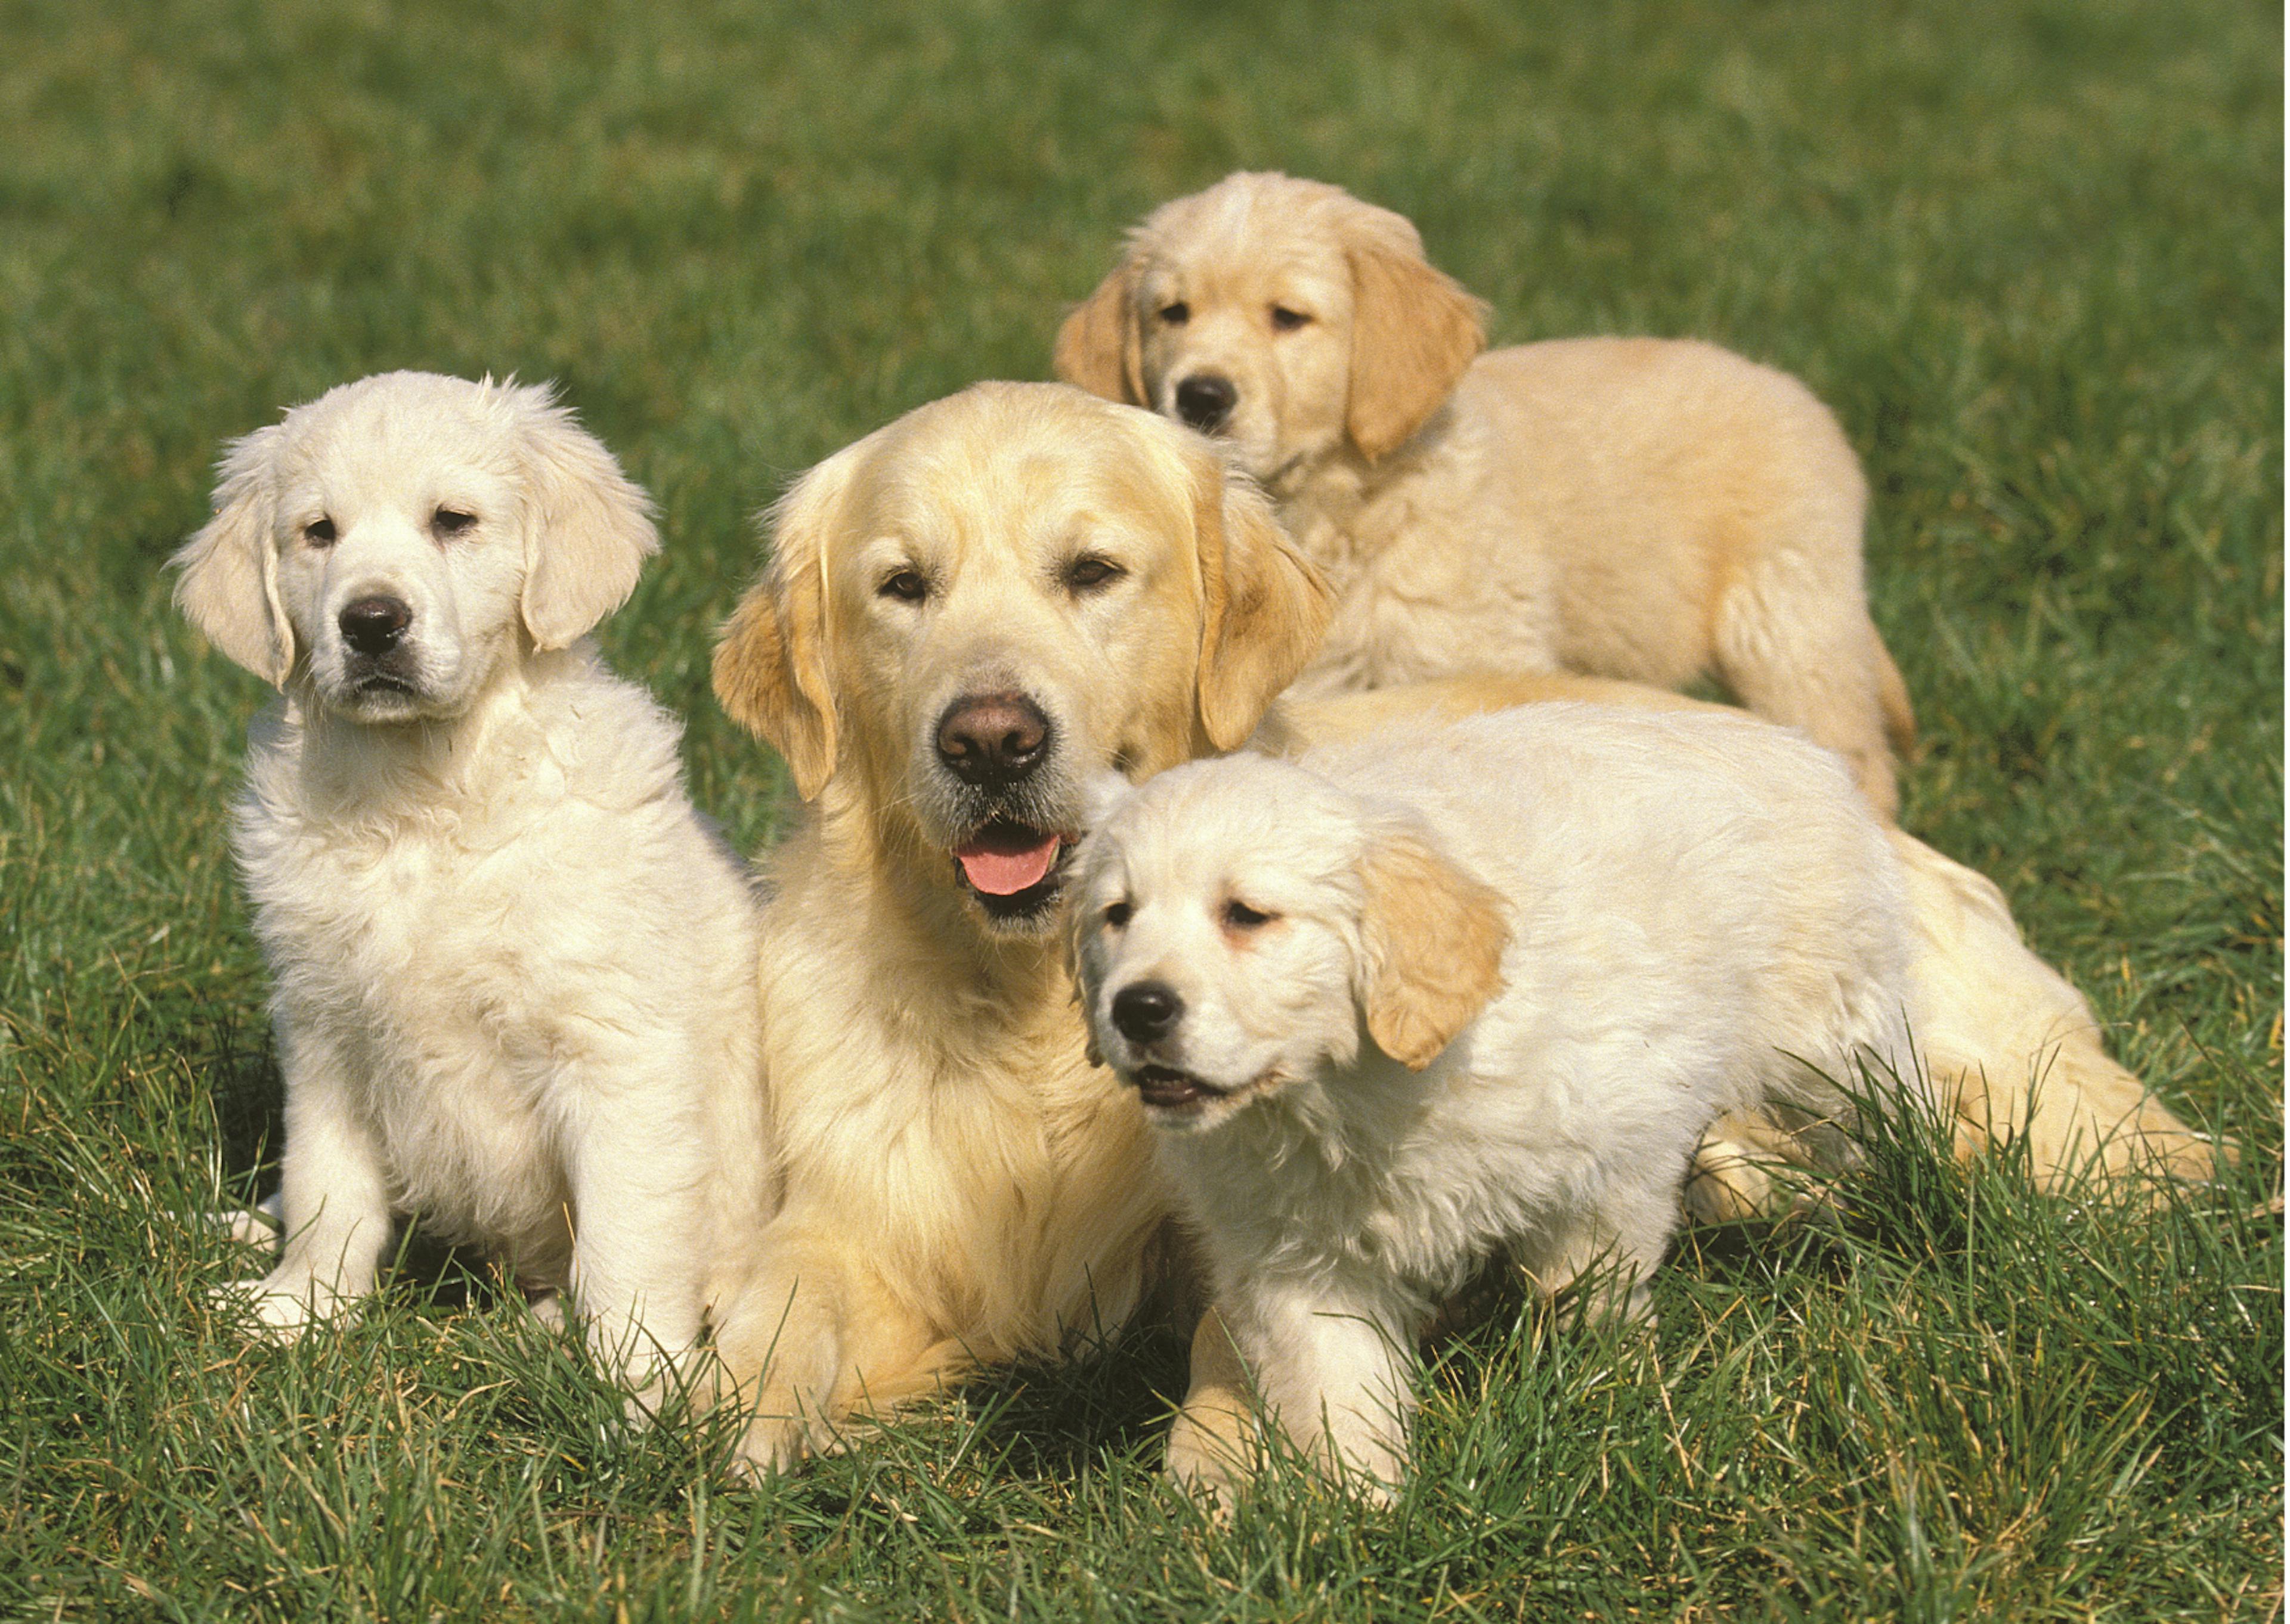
432, 507, 477, 538
1066, 556, 1124, 593
878, 569, 929, 603
1270, 306, 1311, 332
1103, 900, 1133, 929
1223, 898, 1276, 930
1159, 302, 1190, 326
304, 518, 336, 546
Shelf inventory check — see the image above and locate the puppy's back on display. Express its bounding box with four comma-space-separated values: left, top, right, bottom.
1307, 703, 1911, 1109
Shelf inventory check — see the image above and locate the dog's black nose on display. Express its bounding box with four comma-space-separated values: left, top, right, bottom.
937, 692, 1051, 788
339, 596, 411, 655
1111, 981, 1184, 1045
1174, 374, 1237, 433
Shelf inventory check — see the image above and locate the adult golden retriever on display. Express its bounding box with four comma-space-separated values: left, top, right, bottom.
1056, 171, 1915, 817
705, 382, 1329, 1469
705, 384, 2218, 1484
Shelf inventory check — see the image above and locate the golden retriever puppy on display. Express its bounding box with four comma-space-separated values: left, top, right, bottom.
1258, 675, 2224, 1220
174, 373, 768, 1391
1075, 704, 1921, 1496
1055, 171, 1915, 817
1075, 703, 2227, 1500
707, 382, 1330, 1470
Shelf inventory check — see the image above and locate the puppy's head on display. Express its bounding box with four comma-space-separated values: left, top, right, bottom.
713, 382, 1330, 938
1072, 753, 1510, 1132
1054, 172, 1488, 485
172, 371, 657, 720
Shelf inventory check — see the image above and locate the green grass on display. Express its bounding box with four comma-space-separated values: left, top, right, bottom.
0, 0, 2279, 1617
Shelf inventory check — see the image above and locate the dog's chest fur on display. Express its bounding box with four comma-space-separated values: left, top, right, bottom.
233, 668, 716, 1255
760, 825, 1168, 1356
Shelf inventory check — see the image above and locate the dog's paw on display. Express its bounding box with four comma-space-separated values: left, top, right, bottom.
1684, 1136, 1780, 1225
1165, 1407, 1252, 1517
726, 1401, 821, 1484
200, 1192, 284, 1252
524, 1290, 568, 1334
209, 1277, 322, 1341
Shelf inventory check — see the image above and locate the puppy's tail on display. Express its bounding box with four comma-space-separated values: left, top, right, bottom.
1889, 830, 2227, 1192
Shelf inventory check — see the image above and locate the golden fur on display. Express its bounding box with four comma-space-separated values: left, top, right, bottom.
1056, 171, 1916, 817
705, 383, 1329, 1470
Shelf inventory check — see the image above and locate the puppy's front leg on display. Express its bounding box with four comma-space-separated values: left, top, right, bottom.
562, 1066, 709, 1402
1224, 1282, 1415, 1500
232, 1021, 391, 1335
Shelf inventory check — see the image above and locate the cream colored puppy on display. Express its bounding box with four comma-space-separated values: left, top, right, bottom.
1075, 704, 1919, 1496
706, 382, 1330, 1471
1056, 171, 1915, 817
174, 372, 767, 1390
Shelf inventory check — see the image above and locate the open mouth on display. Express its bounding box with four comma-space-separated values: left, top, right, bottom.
1129, 1065, 1231, 1112
952, 818, 1070, 921
352, 672, 420, 698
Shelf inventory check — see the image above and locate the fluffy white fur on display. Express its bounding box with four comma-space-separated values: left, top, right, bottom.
1075, 702, 2222, 1499
705, 382, 1330, 1471
174, 371, 768, 1388
1056, 170, 1915, 817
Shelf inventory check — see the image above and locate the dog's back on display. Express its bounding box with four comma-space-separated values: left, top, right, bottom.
1307, 702, 1913, 1121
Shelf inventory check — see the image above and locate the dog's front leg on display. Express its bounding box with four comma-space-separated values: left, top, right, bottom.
562, 1068, 710, 1406
709, 1213, 964, 1479
1218, 1282, 1415, 1501
230, 1019, 392, 1336
1166, 1304, 1261, 1506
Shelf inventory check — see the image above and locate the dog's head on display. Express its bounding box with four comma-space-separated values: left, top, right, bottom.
713, 382, 1331, 938
172, 371, 657, 721
1072, 753, 1510, 1131
1054, 172, 1488, 485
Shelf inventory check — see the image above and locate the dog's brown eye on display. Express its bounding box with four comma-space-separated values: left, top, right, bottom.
1066, 556, 1124, 593
1159, 302, 1190, 326
1270, 306, 1311, 331
305, 518, 336, 546
432, 507, 477, 538
879, 569, 929, 603
1223, 898, 1276, 929
1103, 900, 1133, 929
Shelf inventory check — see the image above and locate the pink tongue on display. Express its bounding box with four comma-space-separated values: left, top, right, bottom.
957, 830, 1062, 895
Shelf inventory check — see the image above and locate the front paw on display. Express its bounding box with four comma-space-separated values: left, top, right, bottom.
211, 1271, 351, 1341
1165, 1403, 1255, 1514
728, 1402, 820, 1483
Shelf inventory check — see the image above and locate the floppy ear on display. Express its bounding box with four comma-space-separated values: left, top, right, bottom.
711, 445, 859, 800
516, 388, 661, 649
171, 424, 295, 687
1354, 824, 1509, 1071
1054, 254, 1146, 405
1192, 452, 1333, 749
1344, 221, 1487, 461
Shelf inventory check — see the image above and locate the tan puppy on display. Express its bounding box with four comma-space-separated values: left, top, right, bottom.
707, 382, 1329, 1471
1056, 171, 1915, 817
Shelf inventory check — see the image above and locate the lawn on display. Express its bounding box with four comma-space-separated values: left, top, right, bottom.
0, 0, 2279, 1618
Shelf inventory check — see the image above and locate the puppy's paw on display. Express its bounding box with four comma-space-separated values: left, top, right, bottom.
728, 1406, 817, 1484
1684, 1136, 1777, 1225
524, 1290, 568, 1334
205, 1192, 285, 1252
209, 1275, 330, 1341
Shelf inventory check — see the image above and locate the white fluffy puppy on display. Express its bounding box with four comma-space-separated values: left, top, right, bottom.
1073, 704, 1919, 1494
173, 371, 766, 1389
1057, 171, 1915, 817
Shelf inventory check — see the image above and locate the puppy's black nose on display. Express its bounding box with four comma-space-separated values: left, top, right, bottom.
937, 692, 1051, 788
339, 596, 411, 655
1111, 981, 1184, 1045
1174, 374, 1237, 433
